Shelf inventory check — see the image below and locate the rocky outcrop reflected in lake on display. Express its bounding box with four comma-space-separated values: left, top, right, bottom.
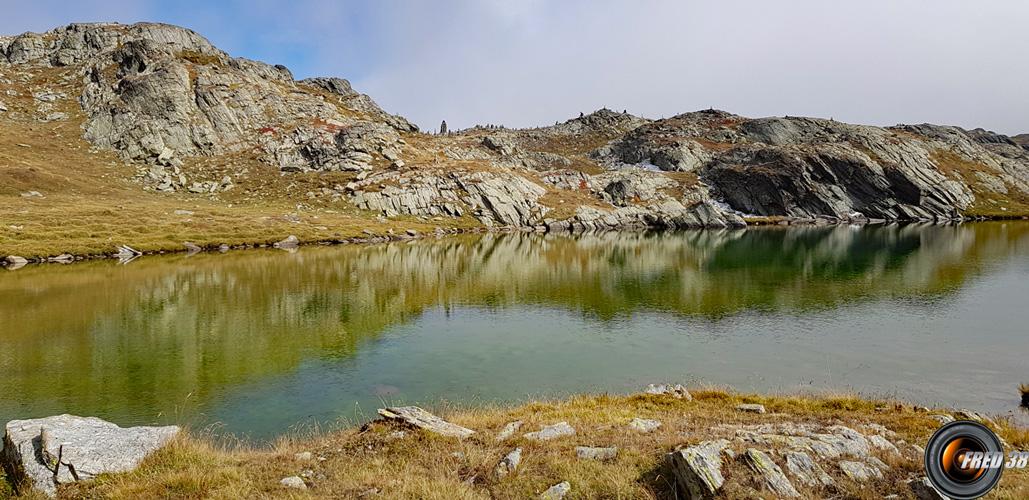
1, 222, 1027, 439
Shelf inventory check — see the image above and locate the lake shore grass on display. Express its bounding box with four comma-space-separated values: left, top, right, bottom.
6, 390, 1027, 499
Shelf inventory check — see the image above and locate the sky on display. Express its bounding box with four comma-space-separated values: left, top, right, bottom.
2, 0, 1027, 134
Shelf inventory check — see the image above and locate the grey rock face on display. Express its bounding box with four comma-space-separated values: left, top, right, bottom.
524, 422, 575, 441
301, 77, 417, 132
3, 22, 415, 179
668, 439, 729, 498
908, 477, 948, 500
744, 448, 800, 498
350, 170, 549, 227
784, 451, 834, 488
593, 110, 1026, 221
838, 460, 883, 481
2, 415, 179, 497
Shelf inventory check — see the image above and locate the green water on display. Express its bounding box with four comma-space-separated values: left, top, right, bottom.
1, 222, 1027, 440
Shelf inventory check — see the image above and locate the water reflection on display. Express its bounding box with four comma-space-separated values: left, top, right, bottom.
1, 222, 1026, 436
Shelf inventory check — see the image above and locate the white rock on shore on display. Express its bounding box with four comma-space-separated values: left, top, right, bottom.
2, 415, 179, 497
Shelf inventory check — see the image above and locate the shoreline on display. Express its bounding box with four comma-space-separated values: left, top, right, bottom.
3, 388, 1027, 498
5, 215, 1027, 271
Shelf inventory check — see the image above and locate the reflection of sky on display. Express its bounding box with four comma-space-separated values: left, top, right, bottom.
4, 2, 1029, 133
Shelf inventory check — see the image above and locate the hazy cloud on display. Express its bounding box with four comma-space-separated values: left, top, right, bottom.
3, 0, 1027, 133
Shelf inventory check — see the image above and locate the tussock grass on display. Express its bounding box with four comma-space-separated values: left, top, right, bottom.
23, 391, 1023, 499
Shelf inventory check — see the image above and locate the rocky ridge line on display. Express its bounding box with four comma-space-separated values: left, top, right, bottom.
2, 22, 1028, 244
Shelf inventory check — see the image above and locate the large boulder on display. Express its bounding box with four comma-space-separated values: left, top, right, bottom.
2, 415, 179, 497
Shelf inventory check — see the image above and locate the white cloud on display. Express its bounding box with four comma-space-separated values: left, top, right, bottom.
348, 0, 1029, 134
4, 0, 1027, 134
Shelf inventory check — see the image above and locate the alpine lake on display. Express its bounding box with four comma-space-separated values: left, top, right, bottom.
2, 222, 1027, 441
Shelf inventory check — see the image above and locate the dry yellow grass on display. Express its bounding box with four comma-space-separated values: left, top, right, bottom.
931, 150, 1029, 218
1, 391, 1021, 499
0, 110, 474, 259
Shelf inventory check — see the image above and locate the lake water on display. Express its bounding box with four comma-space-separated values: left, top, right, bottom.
2, 222, 1027, 441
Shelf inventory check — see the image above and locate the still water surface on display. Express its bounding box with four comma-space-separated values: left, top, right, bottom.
1, 223, 1027, 440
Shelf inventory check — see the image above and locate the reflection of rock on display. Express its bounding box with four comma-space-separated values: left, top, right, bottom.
3, 415, 179, 497
2, 224, 1024, 435
4, 255, 29, 270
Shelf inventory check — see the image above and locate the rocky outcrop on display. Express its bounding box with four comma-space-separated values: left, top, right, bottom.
2, 22, 414, 179
2, 415, 179, 497
349, 170, 549, 227
667, 422, 906, 498
594, 110, 1027, 221
3, 22, 1027, 236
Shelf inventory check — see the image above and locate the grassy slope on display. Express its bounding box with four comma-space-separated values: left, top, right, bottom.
1, 391, 1017, 499
0, 67, 476, 259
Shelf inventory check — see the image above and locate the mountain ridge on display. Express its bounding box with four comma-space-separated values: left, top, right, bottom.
2, 22, 1028, 261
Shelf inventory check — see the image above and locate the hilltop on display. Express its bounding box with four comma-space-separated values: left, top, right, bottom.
2, 22, 1028, 261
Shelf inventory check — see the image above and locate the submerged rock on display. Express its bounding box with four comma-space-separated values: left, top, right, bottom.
2, 415, 179, 497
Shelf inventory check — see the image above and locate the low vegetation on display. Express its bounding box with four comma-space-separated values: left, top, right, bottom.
932, 150, 1029, 217
4, 391, 1025, 499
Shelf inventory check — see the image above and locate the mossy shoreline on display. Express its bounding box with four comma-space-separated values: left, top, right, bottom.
4, 389, 1027, 499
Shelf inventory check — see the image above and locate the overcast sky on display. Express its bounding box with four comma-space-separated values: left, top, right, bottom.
3, 0, 1027, 134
